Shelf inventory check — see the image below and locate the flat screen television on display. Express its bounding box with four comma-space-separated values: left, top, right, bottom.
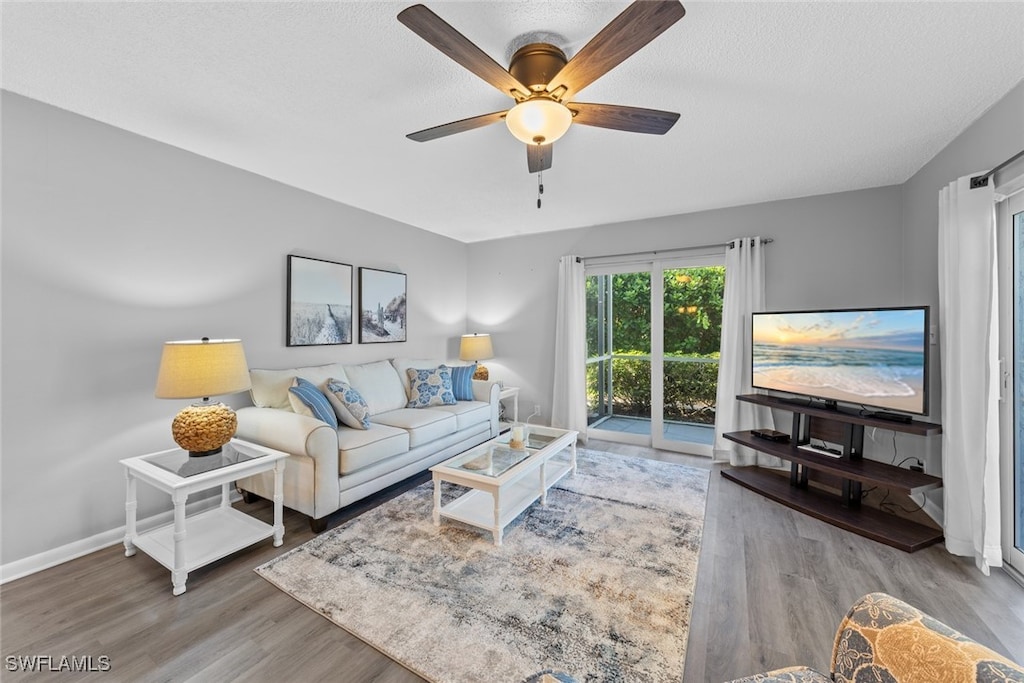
751, 306, 929, 417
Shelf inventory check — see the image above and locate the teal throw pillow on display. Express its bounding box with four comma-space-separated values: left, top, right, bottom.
324, 379, 371, 429
449, 364, 477, 401
288, 377, 339, 429
406, 366, 456, 408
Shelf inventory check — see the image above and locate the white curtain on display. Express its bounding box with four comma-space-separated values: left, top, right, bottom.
713, 237, 778, 466
938, 175, 1001, 574
552, 255, 588, 444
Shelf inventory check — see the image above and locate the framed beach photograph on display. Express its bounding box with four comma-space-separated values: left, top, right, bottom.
287, 255, 353, 346
359, 268, 407, 343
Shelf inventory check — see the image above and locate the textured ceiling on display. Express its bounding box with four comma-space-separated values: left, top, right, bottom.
3, 2, 1023, 243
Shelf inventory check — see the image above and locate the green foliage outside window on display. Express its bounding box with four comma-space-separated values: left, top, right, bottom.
587, 266, 725, 425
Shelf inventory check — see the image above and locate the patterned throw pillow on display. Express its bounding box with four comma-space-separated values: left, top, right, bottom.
287, 377, 339, 428
406, 366, 456, 408
324, 378, 371, 429
449, 364, 477, 401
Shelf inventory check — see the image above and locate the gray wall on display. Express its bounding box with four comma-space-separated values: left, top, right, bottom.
465, 79, 1023, 482
3, 79, 1020, 567
1, 92, 469, 565
466, 185, 907, 426
900, 80, 1024, 420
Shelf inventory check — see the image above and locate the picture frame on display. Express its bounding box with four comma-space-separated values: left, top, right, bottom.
359, 267, 407, 343
286, 255, 353, 346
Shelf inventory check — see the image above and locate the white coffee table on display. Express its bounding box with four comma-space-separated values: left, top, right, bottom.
430, 425, 578, 545
121, 438, 288, 595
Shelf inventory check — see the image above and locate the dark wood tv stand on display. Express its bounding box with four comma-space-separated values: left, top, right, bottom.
722, 394, 943, 552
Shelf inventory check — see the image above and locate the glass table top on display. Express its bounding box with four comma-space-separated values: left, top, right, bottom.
143, 441, 268, 478
452, 443, 533, 477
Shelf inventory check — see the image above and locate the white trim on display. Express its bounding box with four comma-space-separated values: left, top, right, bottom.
910, 491, 944, 529
587, 427, 650, 447
998, 187, 1024, 574
0, 490, 241, 585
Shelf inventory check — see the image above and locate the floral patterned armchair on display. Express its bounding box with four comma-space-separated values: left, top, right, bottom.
727, 592, 1023, 682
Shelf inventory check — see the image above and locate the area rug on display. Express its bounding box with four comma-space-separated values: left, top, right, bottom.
255, 449, 709, 683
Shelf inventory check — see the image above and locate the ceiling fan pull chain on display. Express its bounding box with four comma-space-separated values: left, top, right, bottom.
537, 171, 544, 209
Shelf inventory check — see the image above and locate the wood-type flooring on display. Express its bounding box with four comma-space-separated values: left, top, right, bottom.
2, 440, 1021, 682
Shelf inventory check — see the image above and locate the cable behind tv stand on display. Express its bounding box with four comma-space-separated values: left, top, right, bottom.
722, 394, 943, 552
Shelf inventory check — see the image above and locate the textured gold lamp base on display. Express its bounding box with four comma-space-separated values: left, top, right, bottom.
473, 364, 489, 380
171, 402, 237, 456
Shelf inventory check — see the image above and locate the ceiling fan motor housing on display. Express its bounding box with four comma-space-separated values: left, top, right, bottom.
509, 43, 568, 93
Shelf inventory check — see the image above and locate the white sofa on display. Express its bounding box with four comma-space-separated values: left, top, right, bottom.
233, 358, 500, 531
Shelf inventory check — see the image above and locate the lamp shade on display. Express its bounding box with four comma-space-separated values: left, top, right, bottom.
155, 338, 251, 399
505, 98, 572, 145
459, 333, 494, 362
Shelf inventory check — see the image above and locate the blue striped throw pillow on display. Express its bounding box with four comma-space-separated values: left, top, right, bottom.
450, 364, 477, 401
288, 377, 339, 428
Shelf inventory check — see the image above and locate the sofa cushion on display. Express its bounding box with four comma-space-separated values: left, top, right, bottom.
288, 378, 339, 428
371, 409, 457, 448
343, 360, 407, 415
429, 400, 491, 431
324, 379, 371, 430
250, 362, 349, 409
449, 364, 477, 401
406, 366, 456, 408
337, 423, 410, 475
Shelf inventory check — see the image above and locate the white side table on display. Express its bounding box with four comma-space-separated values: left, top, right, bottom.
499, 386, 520, 426
121, 438, 288, 596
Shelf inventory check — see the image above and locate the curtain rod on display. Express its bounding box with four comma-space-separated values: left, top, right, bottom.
575, 237, 773, 263
970, 148, 1024, 189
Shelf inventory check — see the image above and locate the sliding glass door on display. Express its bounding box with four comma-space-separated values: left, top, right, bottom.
586, 268, 653, 440
586, 256, 724, 455
999, 190, 1024, 575
654, 260, 724, 455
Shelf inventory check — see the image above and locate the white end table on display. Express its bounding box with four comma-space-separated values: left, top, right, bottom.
498, 385, 520, 429
121, 438, 288, 596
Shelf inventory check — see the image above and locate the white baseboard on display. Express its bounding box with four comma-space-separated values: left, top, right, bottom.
0, 490, 242, 585
910, 490, 944, 529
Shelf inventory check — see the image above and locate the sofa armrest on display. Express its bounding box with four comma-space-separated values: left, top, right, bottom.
471, 380, 501, 437
831, 592, 1024, 681
235, 406, 341, 518
236, 406, 336, 459
471, 379, 501, 403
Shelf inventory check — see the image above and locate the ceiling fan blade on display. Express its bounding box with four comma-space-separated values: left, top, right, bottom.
569, 102, 680, 135
548, 0, 685, 101
527, 143, 553, 173
398, 4, 531, 100
406, 111, 507, 142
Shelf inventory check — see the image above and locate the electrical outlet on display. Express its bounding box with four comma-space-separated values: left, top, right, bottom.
533, 403, 541, 415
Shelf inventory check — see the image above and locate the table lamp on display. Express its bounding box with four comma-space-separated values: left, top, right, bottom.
155, 338, 251, 457
459, 333, 494, 380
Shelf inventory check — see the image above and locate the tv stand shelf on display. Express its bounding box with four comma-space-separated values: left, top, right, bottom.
722, 394, 943, 553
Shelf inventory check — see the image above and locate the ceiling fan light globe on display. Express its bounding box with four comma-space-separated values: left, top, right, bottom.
505, 99, 572, 145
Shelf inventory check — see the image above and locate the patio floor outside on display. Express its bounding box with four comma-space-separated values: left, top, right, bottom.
589, 415, 715, 445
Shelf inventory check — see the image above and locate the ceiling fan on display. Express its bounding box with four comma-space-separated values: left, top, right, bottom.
398, 1, 686, 174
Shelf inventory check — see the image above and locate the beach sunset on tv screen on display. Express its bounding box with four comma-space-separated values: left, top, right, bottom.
752, 308, 928, 414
